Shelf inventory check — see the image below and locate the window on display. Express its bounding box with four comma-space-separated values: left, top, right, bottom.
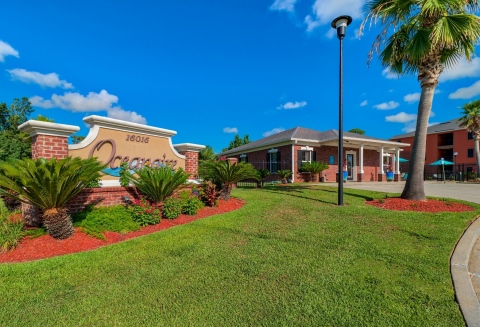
468, 132, 473, 140
267, 149, 280, 173
240, 154, 247, 162
468, 148, 474, 158
297, 148, 316, 172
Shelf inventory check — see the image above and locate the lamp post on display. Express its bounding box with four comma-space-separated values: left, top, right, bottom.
331, 15, 352, 206
454, 152, 458, 181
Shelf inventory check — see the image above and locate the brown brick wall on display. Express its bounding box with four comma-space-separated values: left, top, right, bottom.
31, 134, 69, 159
66, 187, 140, 213
178, 151, 200, 178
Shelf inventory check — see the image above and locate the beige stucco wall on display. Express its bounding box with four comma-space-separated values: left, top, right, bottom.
69, 128, 185, 181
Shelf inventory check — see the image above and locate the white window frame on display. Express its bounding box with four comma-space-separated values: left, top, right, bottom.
300, 146, 313, 166
268, 148, 278, 173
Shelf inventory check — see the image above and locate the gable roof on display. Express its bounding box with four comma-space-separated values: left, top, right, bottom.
390, 117, 464, 139
220, 127, 407, 156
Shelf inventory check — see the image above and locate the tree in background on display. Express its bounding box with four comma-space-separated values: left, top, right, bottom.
199, 145, 216, 161
0, 97, 34, 162
223, 134, 250, 151
363, 0, 480, 200
71, 136, 86, 144
348, 128, 365, 135
34, 114, 54, 122
458, 99, 480, 174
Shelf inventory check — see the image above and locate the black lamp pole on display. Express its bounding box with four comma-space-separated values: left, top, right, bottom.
454, 152, 458, 181
331, 15, 352, 206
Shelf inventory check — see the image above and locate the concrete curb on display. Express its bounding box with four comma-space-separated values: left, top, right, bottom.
451, 216, 480, 327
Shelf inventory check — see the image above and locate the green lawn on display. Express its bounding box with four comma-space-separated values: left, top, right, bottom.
0, 185, 478, 326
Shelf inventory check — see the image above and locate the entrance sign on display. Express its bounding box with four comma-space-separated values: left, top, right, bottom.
19, 115, 205, 185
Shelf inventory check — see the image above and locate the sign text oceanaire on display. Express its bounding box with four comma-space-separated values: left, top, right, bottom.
88, 139, 178, 169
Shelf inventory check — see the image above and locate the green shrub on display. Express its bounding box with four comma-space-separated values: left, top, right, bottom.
125, 165, 189, 205
162, 197, 183, 219
276, 169, 293, 183
130, 197, 161, 227
178, 191, 204, 215
73, 205, 142, 240
85, 178, 101, 188
0, 220, 24, 252
119, 162, 130, 187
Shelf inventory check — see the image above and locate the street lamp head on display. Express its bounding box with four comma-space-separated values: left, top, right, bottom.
331, 15, 353, 39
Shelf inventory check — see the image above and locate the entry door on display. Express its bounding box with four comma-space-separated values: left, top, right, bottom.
346, 152, 356, 181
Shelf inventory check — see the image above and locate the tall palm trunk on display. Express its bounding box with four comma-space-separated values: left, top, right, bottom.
475, 135, 480, 177
401, 85, 436, 200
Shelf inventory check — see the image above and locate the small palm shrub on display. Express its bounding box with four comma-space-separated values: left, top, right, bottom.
277, 169, 293, 183
200, 180, 219, 206
131, 197, 161, 226
162, 197, 183, 219
126, 165, 189, 205
300, 161, 329, 182
0, 157, 105, 240
257, 168, 270, 187
199, 160, 259, 201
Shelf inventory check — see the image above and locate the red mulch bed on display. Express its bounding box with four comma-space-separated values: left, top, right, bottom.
366, 197, 475, 213
0, 198, 244, 264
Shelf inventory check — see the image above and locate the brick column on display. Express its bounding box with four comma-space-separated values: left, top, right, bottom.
357, 173, 365, 182
18, 120, 80, 225
173, 143, 205, 179
394, 173, 400, 182
378, 173, 386, 182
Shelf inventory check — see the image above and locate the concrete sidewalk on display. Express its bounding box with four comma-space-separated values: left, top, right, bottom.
325, 180, 480, 325
333, 180, 480, 204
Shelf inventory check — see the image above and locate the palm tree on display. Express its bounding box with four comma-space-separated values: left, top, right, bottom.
458, 99, 480, 174
276, 169, 293, 184
199, 146, 217, 162
300, 161, 329, 182
362, 0, 480, 200
199, 160, 259, 201
0, 157, 105, 239
125, 165, 190, 205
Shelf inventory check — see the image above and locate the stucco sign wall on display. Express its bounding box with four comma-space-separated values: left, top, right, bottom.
18, 115, 205, 186
69, 116, 189, 180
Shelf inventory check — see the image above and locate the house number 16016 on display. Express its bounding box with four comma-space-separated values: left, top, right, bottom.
125, 134, 149, 143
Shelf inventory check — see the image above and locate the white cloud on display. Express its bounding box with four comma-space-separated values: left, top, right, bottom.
277, 101, 307, 110
440, 57, 480, 82
385, 112, 417, 123
263, 128, 285, 137
0, 40, 19, 62
107, 107, 146, 124
382, 67, 397, 79
403, 92, 420, 104
223, 127, 238, 133
31, 90, 118, 112
270, 0, 296, 12
360, 100, 368, 107
31, 90, 147, 124
448, 80, 480, 99
7, 68, 73, 89
305, 0, 365, 32
401, 121, 417, 133
373, 101, 400, 110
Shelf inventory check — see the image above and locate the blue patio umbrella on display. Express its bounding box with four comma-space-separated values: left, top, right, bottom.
429, 158, 454, 183
393, 156, 409, 163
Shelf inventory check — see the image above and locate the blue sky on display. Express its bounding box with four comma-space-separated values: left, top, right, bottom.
1, 0, 479, 153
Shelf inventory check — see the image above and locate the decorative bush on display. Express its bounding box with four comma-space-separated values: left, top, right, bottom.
257, 168, 270, 187
119, 162, 130, 187
162, 197, 183, 219
199, 160, 259, 201
73, 205, 141, 240
131, 197, 161, 226
200, 180, 220, 207
179, 191, 204, 215
299, 161, 329, 182
125, 165, 189, 205
276, 169, 293, 183
0, 198, 23, 252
